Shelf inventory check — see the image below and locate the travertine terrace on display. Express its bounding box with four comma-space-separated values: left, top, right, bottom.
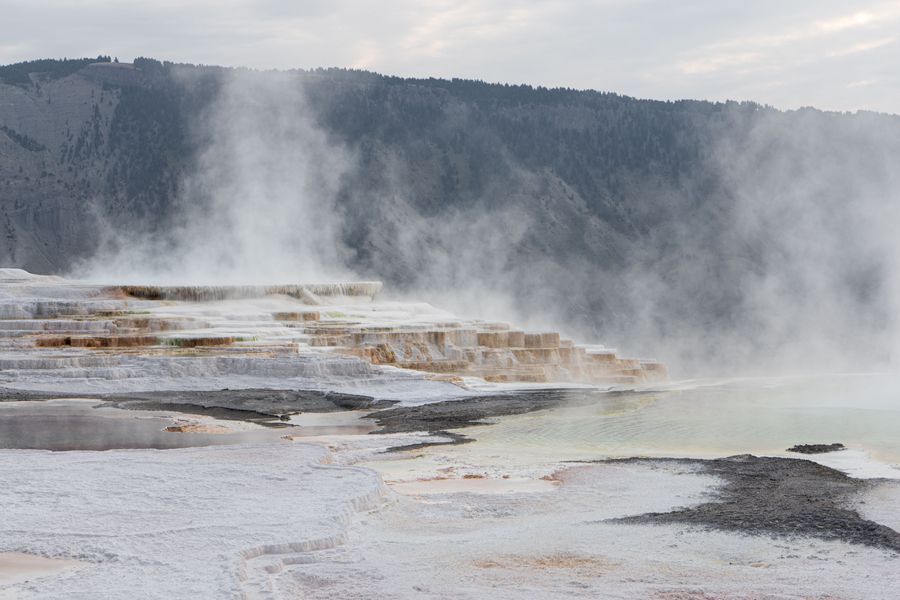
0, 268, 665, 391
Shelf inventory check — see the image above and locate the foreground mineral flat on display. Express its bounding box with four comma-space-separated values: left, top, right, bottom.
2, 269, 899, 599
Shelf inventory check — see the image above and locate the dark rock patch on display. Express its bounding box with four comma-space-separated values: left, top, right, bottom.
787, 443, 846, 454
102, 389, 391, 421
1, 387, 392, 425
0, 388, 88, 402
366, 388, 619, 437
612, 455, 900, 553
383, 431, 474, 453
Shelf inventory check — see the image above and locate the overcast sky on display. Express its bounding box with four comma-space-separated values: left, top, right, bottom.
2, 0, 899, 114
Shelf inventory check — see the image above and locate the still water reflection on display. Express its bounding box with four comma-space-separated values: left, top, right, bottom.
0, 400, 285, 451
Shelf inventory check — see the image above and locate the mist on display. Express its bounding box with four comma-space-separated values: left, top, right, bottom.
344, 102, 900, 377
76, 68, 354, 284
72, 68, 900, 378
614, 108, 900, 375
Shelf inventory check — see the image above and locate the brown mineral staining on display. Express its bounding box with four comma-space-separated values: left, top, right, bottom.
473, 553, 618, 572
345, 343, 397, 364
537, 468, 577, 484
165, 336, 237, 348
26, 301, 668, 384
113, 317, 195, 332
319, 321, 666, 386
476, 331, 509, 348
37, 335, 161, 348
424, 373, 466, 386
0, 553, 84, 586
272, 311, 320, 322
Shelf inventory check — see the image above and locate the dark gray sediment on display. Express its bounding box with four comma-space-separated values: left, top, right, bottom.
787, 443, 846, 454
0, 388, 89, 402
101, 389, 391, 423
1, 387, 392, 425
610, 455, 900, 553
366, 388, 621, 435
0, 386, 623, 449
2, 386, 627, 432
382, 431, 474, 453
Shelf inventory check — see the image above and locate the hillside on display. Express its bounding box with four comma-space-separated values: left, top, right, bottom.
2, 57, 899, 372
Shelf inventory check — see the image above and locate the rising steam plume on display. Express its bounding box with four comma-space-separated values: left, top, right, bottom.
75, 69, 900, 376
78, 69, 353, 284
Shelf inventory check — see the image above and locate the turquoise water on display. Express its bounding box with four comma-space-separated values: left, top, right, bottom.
454, 373, 900, 468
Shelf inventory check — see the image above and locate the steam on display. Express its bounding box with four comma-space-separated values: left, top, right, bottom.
345, 157, 563, 332
615, 108, 900, 374
356, 105, 900, 375
77, 69, 353, 284
74, 69, 900, 377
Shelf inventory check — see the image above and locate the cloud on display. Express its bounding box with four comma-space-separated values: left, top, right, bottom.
827, 36, 897, 57
677, 52, 764, 76
673, 4, 900, 77
399, 1, 548, 57
815, 10, 877, 33
1, 0, 898, 113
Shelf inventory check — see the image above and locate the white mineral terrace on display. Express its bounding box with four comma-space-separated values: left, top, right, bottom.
0, 268, 665, 400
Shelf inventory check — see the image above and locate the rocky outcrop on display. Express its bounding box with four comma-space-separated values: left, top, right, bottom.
787, 443, 846, 454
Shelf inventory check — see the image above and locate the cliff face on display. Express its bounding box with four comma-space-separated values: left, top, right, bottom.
2, 58, 899, 371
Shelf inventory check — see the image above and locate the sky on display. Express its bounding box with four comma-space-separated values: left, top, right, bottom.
1, 0, 899, 114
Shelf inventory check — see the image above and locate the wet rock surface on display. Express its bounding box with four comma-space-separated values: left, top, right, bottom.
612, 455, 900, 553
102, 389, 390, 420
1, 387, 391, 425
383, 430, 473, 452
366, 388, 615, 435
2, 385, 617, 434
0, 387, 75, 402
